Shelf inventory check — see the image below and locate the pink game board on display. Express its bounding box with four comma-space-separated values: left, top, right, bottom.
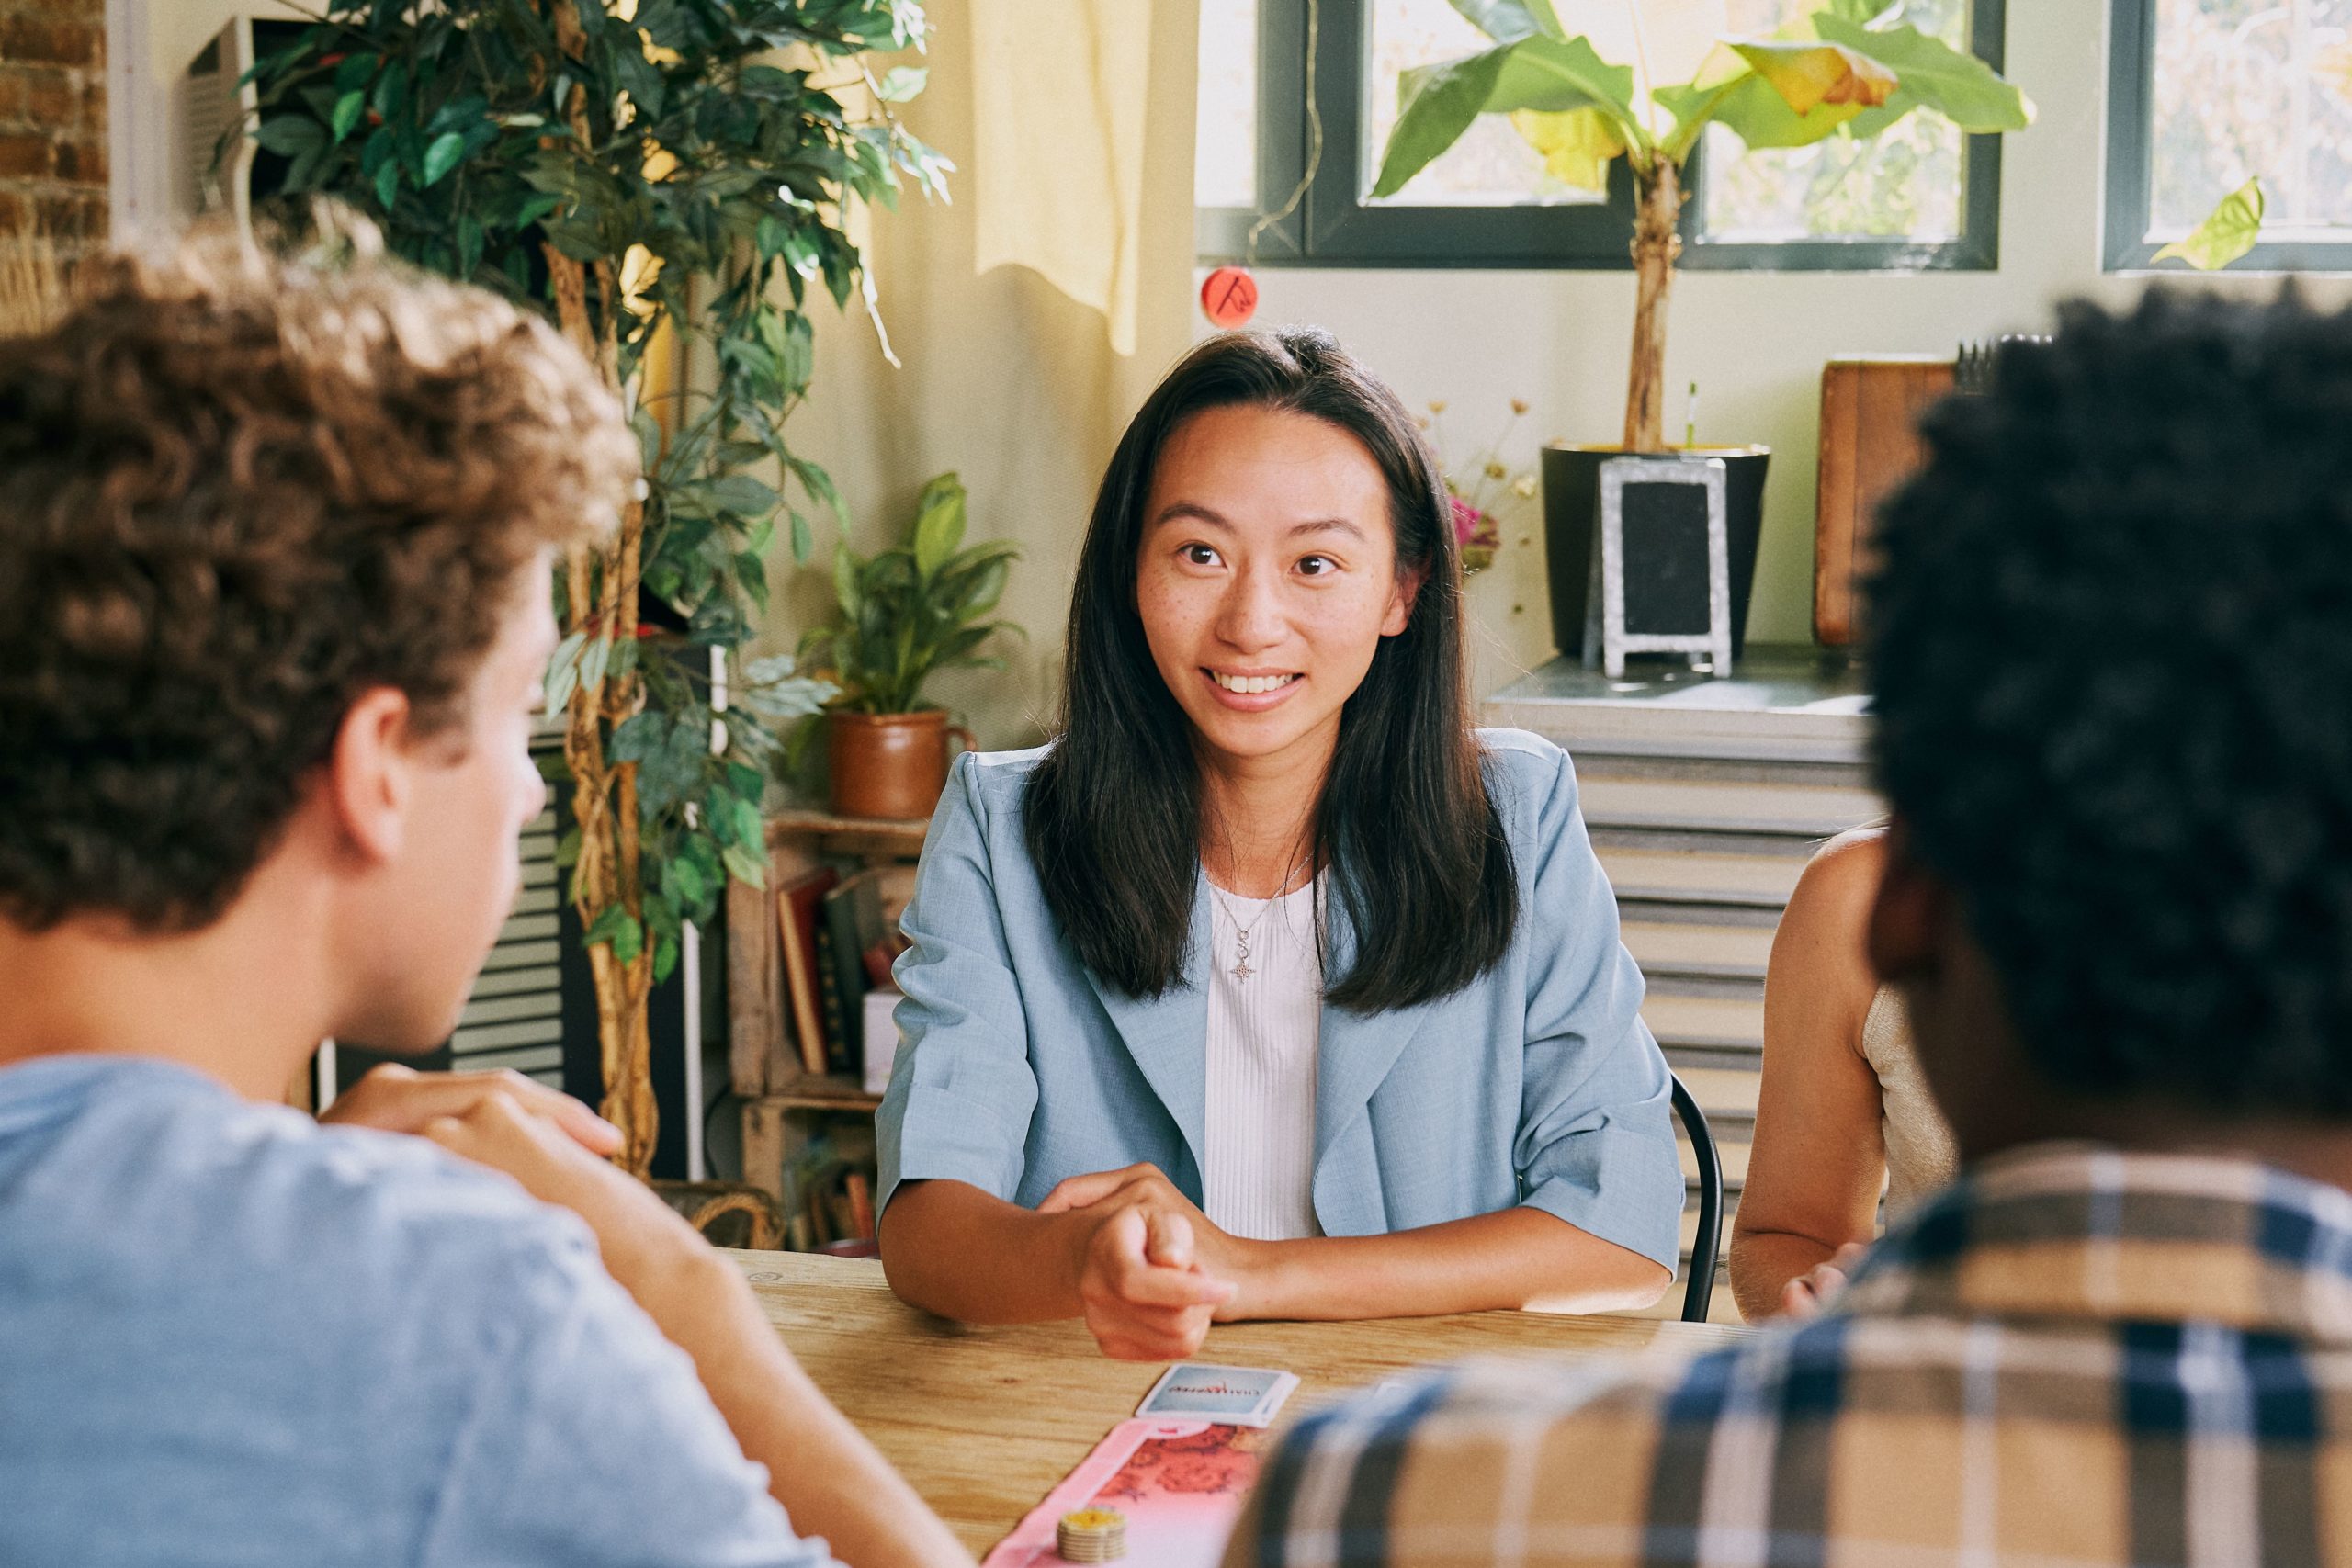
982, 1418, 1270, 1568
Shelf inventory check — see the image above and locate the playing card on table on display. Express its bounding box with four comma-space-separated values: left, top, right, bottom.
1134, 1362, 1298, 1427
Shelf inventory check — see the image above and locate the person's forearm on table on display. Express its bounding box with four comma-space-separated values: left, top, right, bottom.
884, 1181, 1667, 1324
879, 1179, 1094, 1323
630, 1247, 974, 1568
1726, 1225, 1845, 1321
1228, 1206, 1670, 1321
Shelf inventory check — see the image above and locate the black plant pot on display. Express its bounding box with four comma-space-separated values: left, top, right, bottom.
1541, 444, 1771, 665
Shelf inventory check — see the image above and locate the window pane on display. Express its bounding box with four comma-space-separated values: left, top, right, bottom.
2149, 0, 2352, 237
1197, 0, 1258, 209
1363, 0, 1604, 207
1699, 0, 1969, 243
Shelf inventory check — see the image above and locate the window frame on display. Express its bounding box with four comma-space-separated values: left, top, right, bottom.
1197, 0, 2008, 273
2104, 0, 2352, 272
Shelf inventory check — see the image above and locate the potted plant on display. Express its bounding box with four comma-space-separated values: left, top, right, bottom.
250, 0, 948, 1174
800, 473, 1020, 820
1373, 0, 2032, 660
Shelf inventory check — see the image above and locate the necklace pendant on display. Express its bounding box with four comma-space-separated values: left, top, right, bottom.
1231, 931, 1253, 983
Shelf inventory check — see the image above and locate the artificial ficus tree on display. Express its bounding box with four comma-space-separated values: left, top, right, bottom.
1374, 0, 2033, 451
253, 0, 949, 1174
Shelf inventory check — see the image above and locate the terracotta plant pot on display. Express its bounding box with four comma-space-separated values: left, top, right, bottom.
1541, 444, 1771, 665
827, 709, 975, 821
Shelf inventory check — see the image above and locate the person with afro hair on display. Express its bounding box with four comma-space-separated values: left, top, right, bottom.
1227, 287, 2352, 1567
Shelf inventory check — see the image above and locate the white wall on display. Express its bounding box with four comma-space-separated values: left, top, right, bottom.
1233, 0, 2352, 694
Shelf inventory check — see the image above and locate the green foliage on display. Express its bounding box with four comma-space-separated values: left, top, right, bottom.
1692, 0, 1967, 242
250, 1, 944, 985
2156, 176, 2266, 270
1374, 0, 2032, 191
799, 474, 1021, 716
1374, 35, 1636, 197
1444, 0, 1564, 45
1805, 16, 2030, 135
251, 2, 947, 519
603, 641, 831, 975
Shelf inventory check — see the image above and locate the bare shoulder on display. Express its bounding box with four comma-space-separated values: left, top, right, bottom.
1766, 827, 1887, 1034
1800, 825, 1888, 894
1781, 826, 1888, 939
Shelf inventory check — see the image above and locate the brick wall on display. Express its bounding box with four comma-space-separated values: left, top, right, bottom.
0, 0, 105, 251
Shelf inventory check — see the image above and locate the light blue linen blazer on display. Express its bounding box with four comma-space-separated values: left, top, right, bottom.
875, 728, 1685, 1271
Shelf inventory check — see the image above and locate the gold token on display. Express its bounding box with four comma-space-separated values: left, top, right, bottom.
1057, 1506, 1127, 1562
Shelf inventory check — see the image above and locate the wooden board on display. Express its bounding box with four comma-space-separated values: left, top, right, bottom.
727, 1251, 1744, 1556
1815, 357, 1955, 645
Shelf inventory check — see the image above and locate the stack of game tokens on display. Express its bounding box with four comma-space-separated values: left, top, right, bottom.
1056, 1507, 1127, 1562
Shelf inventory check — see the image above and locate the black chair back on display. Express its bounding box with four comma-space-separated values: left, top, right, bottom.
1670, 1073, 1722, 1323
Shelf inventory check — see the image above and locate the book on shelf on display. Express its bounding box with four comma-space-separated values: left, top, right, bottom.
860, 936, 903, 989
790, 1153, 878, 1248
812, 923, 854, 1077
775, 867, 840, 1077
819, 869, 896, 1074
843, 1170, 875, 1241
814, 869, 911, 1074
862, 986, 902, 1095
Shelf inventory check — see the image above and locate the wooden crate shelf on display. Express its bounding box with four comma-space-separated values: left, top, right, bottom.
760, 1074, 885, 1113
729, 804, 923, 1218
766, 807, 929, 857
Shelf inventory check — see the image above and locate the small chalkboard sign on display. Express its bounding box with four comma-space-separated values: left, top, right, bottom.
1581, 457, 1732, 679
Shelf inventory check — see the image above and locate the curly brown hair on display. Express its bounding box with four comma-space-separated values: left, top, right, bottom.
0, 220, 639, 933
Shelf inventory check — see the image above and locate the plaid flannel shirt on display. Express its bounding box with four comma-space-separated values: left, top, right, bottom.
1227, 1145, 2352, 1567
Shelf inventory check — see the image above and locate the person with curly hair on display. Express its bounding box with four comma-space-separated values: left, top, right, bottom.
0, 223, 967, 1568
1229, 288, 2352, 1566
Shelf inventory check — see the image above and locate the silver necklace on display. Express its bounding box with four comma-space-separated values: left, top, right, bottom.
1205, 850, 1312, 983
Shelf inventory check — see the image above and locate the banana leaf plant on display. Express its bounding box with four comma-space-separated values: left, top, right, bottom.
2155, 177, 2265, 270
1374, 0, 2034, 451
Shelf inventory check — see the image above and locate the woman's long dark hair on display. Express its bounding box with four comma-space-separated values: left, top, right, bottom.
1023, 328, 1516, 1012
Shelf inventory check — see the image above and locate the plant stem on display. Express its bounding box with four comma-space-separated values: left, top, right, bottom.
1623, 160, 1684, 454
540, 0, 661, 1176
547, 239, 661, 1175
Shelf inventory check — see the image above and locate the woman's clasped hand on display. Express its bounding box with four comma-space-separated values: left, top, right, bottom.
1039, 1164, 1244, 1360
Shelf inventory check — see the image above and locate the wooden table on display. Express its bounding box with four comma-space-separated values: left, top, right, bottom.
728, 1250, 1744, 1555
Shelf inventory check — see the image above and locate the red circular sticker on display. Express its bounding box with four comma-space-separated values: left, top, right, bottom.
1200, 265, 1259, 329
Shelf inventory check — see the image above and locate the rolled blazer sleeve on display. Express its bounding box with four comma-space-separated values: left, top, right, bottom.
874, 753, 1039, 1217
1507, 741, 1686, 1271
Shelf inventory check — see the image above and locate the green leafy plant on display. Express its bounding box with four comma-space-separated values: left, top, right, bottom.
2156, 176, 2266, 270
1374, 0, 2032, 450
251, 0, 949, 1173
799, 474, 1020, 716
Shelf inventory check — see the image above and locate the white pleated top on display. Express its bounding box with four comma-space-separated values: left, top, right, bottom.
1202, 877, 1324, 1242
1860, 986, 1961, 1222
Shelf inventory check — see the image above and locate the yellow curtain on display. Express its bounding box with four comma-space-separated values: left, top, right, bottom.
773, 0, 1202, 747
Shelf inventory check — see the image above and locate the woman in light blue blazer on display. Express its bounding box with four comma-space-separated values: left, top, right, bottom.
877, 329, 1683, 1359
